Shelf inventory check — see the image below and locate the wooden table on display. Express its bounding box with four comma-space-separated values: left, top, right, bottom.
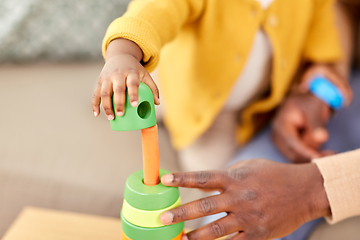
2, 207, 228, 240
2, 207, 123, 240
2, 207, 227, 240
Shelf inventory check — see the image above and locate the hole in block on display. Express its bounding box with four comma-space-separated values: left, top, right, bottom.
137, 101, 151, 119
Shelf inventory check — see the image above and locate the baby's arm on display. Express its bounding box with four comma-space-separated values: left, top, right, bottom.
92, 39, 159, 120
93, 0, 205, 120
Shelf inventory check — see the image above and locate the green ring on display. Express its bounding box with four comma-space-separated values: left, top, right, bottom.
122, 197, 181, 228
124, 169, 180, 210
121, 213, 184, 240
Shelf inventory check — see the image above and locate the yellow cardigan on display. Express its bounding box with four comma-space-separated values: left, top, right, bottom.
103, 0, 342, 150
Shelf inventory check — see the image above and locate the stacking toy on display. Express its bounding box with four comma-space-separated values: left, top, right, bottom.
110, 82, 184, 240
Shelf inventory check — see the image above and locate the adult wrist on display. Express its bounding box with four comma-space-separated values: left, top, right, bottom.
308, 76, 345, 110
306, 163, 331, 220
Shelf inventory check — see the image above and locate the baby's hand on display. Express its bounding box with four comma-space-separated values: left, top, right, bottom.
92, 39, 160, 120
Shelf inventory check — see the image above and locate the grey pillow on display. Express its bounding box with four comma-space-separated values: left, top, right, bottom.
0, 0, 130, 63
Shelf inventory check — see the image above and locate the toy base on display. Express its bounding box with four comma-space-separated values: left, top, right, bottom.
121, 213, 184, 240
121, 230, 183, 240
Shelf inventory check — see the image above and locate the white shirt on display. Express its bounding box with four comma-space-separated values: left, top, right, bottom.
257, 0, 275, 9
224, 0, 275, 110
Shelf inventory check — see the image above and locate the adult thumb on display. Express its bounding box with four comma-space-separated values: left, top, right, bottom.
311, 127, 329, 144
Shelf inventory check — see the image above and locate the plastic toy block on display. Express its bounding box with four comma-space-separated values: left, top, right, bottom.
121, 230, 184, 240
108, 83, 184, 239
122, 197, 181, 228
110, 82, 157, 131
121, 230, 131, 240
124, 169, 180, 210
141, 125, 160, 186
309, 76, 344, 110
121, 213, 184, 240
121, 169, 184, 239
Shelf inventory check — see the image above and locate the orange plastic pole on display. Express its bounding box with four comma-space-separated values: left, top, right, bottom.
121, 230, 131, 240
141, 124, 160, 186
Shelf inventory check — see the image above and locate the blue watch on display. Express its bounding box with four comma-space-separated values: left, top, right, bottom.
308, 76, 344, 110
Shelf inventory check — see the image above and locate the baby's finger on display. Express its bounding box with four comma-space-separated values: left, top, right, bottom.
113, 78, 126, 116
141, 73, 160, 105
101, 81, 114, 120
92, 81, 102, 117
126, 72, 140, 107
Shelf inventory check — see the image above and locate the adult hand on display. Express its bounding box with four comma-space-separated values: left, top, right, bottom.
160, 159, 330, 240
298, 64, 352, 106
271, 93, 333, 163
272, 64, 352, 163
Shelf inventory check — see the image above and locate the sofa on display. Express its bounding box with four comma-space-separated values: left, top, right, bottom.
0, 0, 359, 239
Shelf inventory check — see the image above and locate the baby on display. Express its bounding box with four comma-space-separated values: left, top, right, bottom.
93, 0, 346, 171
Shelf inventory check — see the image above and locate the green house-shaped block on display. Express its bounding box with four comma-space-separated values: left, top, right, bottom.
110, 82, 157, 131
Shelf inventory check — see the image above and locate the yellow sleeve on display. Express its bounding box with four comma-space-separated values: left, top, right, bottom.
303, 0, 343, 63
102, 0, 205, 72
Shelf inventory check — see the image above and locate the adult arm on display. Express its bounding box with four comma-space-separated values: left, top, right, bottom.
270, 0, 356, 163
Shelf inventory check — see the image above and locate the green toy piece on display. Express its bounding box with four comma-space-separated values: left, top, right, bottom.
122, 197, 181, 228
124, 169, 180, 210
111, 82, 157, 131
121, 169, 184, 239
121, 213, 184, 240
113, 83, 184, 239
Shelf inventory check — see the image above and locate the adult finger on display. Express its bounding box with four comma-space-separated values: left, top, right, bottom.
272, 129, 301, 163
306, 108, 330, 145
302, 128, 329, 150
101, 81, 114, 120
160, 194, 231, 225
161, 171, 227, 190
319, 149, 337, 157
284, 127, 321, 162
228, 232, 249, 240
303, 96, 331, 147
185, 215, 241, 240
113, 77, 126, 116
126, 72, 140, 107
92, 80, 102, 117
273, 122, 320, 162
141, 72, 160, 105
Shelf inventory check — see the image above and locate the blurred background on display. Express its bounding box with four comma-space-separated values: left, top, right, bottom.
0, 0, 183, 236
0, 0, 128, 63
1, 0, 360, 239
